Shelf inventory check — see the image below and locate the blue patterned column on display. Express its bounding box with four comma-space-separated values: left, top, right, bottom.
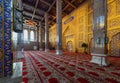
0, 0, 4, 77
4, 0, 13, 76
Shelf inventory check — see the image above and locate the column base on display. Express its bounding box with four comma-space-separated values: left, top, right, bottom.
12, 62, 22, 78
56, 50, 62, 55
39, 48, 43, 51
90, 53, 109, 66
45, 49, 49, 52
0, 62, 23, 83
17, 51, 23, 59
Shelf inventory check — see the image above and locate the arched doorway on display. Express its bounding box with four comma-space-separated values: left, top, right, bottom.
67, 41, 73, 52
110, 32, 120, 57
62, 25, 76, 52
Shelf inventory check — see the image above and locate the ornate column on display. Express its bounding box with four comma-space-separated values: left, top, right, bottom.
37, 25, 39, 50
90, 0, 108, 66
45, 13, 49, 52
16, 0, 23, 59
56, 0, 62, 55
39, 22, 43, 51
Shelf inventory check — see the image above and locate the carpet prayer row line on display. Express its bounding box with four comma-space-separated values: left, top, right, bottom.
21, 51, 120, 83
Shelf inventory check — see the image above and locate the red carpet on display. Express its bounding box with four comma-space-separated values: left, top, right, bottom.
66, 71, 75, 77
111, 72, 120, 76
77, 78, 89, 83
108, 56, 120, 66
88, 72, 99, 77
48, 78, 58, 83
19, 51, 120, 83
43, 71, 51, 77
23, 78, 28, 83
105, 78, 119, 83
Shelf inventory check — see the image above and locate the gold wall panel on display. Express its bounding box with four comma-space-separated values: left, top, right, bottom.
116, 0, 120, 15
88, 25, 93, 32
79, 25, 84, 32
88, 0, 93, 11
79, 33, 83, 40
108, 1, 116, 17
49, 0, 120, 54
79, 41, 83, 48
79, 16, 84, 24
88, 12, 93, 25
107, 0, 115, 3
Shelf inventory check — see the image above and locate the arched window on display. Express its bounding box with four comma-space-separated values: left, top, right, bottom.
24, 29, 28, 41
12, 31, 18, 41
30, 30, 34, 41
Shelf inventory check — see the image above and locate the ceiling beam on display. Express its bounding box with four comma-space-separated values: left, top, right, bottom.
48, 0, 76, 26
23, 3, 56, 19
41, 1, 67, 23
23, 16, 39, 23
41, 0, 56, 22
31, 0, 39, 20
23, 3, 45, 13
39, 0, 56, 9
23, 1, 68, 26
64, 0, 77, 9
39, 0, 51, 6
63, 0, 76, 11
23, 11, 42, 20
47, 0, 56, 13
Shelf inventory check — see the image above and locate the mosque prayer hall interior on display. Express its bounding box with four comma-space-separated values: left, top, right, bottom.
0, 0, 120, 83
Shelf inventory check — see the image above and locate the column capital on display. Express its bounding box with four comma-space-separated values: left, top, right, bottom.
45, 12, 48, 17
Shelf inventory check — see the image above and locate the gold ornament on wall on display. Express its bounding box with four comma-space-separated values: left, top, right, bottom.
108, 4, 113, 17
116, 0, 120, 15
109, 17, 120, 28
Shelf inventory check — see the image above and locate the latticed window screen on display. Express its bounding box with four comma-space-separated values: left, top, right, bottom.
110, 32, 120, 56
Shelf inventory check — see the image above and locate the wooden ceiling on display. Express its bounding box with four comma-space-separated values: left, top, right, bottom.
22, 0, 86, 27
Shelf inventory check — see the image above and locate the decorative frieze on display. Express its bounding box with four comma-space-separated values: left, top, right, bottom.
108, 17, 120, 28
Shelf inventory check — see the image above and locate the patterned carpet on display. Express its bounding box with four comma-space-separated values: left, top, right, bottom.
21, 51, 120, 83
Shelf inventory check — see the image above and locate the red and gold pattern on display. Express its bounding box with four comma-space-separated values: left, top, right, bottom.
20, 51, 120, 83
